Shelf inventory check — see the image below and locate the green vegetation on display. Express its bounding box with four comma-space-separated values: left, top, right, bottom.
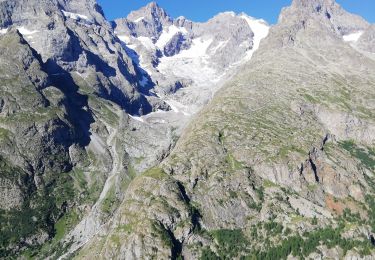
88, 95, 120, 127
54, 211, 79, 241
218, 131, 225, 145
245, 185, 265, 212
151, 222, 173, 248
225, 153, 244, 171
211, 229, 247, 259
311, 216, 318, 225
339, 140, 375, 170
303, 93, 318, 103
200, 219, 374, 260
263, 179, 278, 188
279, 145, 306, 158
256, 186, 265, 202
201, 247, 218, 260
71, 169, 87, 190
143, 167, 167, 180
101, 186, 118, 214
366, 195, 375, 232
0, 127, 10, 141
117, 223, 133, 234
0, 151, 109, 258
263, 221, 283, 234
0, 154, 85, 257
0, 106, 60, 124
245, 226, 372, 259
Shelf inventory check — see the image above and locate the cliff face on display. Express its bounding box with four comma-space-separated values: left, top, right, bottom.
0, 0, 151, 256
0, 30, 79, 256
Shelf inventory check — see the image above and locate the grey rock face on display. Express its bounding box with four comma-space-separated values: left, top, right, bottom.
0, 31, 76, 175
0, 0, 154, 115
357, 25, 375, 53
0, 31, 80, 254
125, 1, 172, 38
163, 32, 192, 57
286, 0, 369, 35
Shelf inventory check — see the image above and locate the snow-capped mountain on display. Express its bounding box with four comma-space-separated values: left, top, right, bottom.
113, 2, 270, 116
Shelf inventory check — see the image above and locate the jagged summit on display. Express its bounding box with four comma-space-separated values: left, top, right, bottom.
291, 0, 335, 8
127, 1, 171, 24
0, 0, 107, 27
280, 0, 369, 35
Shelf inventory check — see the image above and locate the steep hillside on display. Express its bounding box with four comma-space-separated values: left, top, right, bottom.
80, 0, 375, 259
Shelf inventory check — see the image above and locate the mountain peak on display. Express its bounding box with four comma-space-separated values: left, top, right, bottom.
291, 0, 335, 7
127, 1, 171, 24
279, 0, 369, 35
145, 1, 159, 9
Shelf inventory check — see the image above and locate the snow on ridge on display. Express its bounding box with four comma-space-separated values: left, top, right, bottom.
155, 25, 188, 49
132, 25, 188, 50
240, 14, 270, 60
133, 16, 145, 23
62, 10, 90, 21
173, 37, 213, 58
129, 115, 145, 123
157, 37, 219, 89
116, 34, 153, 76
0, 28, 7, 34
17, 27, 39, 36
215, 11, 236, 18
209, 40, 229, 54
343, 31, 364, 42
137, 36, 156, 50
164, 99, 191, 116
118, 35, 131, 44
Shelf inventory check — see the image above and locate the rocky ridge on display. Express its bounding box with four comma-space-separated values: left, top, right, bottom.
113, 2, 270, 116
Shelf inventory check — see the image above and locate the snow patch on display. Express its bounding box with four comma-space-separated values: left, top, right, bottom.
137, 36, 156, 50
209, 40, 229, 54
129, 115, 145, 123
164, 99, 191, 116
217, 11, 236, 17
157, 37, 221, 88
343, 31, 364, 42
117, 35, 138, 50
240, 15, 269, 60
0, 28, 8, 34
17, 27, 39, 36
133, 16, 145, 23
155, 25, 188, 49
174, 37, 213, 58
118, 35, 131, 44
62, 10, 90, 21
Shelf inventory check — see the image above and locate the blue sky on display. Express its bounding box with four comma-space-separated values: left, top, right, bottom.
97, 0, 374, 24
